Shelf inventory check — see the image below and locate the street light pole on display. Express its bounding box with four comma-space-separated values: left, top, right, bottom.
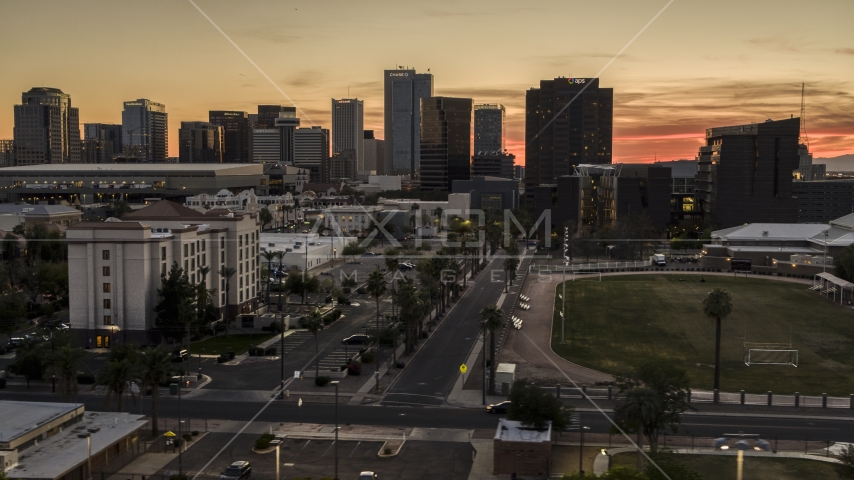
579, 425, 590, 475
331, 380, 340, 480
276, 442, 281, 480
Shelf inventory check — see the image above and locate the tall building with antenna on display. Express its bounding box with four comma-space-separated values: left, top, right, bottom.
383, 67, 433, 176
331, 98, 364, 169
122, 99, 168, 162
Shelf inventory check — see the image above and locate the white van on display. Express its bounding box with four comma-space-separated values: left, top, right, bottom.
653, 254, 666, 266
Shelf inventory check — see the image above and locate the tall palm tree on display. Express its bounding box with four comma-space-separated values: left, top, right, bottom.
261, 250, 277, 305
48, 344, 87, 401
305, 309, 324, 378
97, 357, 136, 412
614, 386, 659, 470
432, 207, 443, 232
479, 304, 504, 395
503, 257, 519, 292
366, 268, 387, 383
395, 277, 424, 354
274, 250, 286, 310
703, 288, 734, 392
137, 346, 176, 436
218, 266, 236, 335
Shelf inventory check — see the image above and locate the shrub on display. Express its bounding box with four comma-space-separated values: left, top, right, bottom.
265, 347, 277, 356
173, 438, 183, 448
255, 436, 272, 450
347, 361, 362, 376
217, 355, 227, 363
183, 433, 193, 442
77, 373, 95, 385
315, 376, 330, 387
356, 286, 367, 295
342, 287, 351, 294
0, 378, 5, 389
332, 309, 342, 320
361, 351, 375, 364
191, 430, 199, 436
337, 296, 351, 305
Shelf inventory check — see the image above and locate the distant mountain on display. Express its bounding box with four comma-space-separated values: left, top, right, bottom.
815, 154, 854, 171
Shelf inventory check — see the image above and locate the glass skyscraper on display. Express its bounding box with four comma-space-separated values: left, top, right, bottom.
122, 98, 168, 162
420, 97, 473, 191
383, 69, 433, 176
14, 87, 81, 165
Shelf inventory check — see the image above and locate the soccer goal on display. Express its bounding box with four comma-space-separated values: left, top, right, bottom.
743, 343, 798, 366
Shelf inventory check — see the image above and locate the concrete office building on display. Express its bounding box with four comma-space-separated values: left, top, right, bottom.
472, 151, 515, 179
524, 77, 613, 203
419, 97, 473, 191
322, 150, 357, 182
265, 164, 310, 194
651, 159, 702, 226
474, 104, 505, 153
696, 118, 800, 229
178, 121, 224, 163
257, 105, 291, 129
452, 176, 519, 211
84, 123, 123, 155
121, 99, 168, 162
252, 128, 280, 163
794, 179, 854, 223
0, 139, 14, 167
363, 130, 384, 172
13, 87, 82, 166
332, 98, 364, 169
383, 68, 434, 175
67, 200, 261, 346
294, 126, 329, 182
274, 108, 300, 164
209, 110, 252, 163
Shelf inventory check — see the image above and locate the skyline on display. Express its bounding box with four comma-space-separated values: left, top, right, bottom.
1, 0, 852, 164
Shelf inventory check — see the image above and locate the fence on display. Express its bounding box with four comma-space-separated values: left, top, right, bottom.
530, 260, 652, 273
543, 385, 854, 410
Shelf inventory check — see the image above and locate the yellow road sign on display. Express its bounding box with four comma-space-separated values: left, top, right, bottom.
163, 431, 176, 437
459, 364, 467, 374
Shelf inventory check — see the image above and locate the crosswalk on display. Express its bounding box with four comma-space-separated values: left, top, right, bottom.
317, 344, 359, 372
267, 331, 312, 355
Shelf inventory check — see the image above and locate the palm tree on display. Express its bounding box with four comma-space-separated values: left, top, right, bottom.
261, 250, 277, 305
305, 309, 324, 378
432, 207, 443, 232
97, 357, 136, 412
479, 304, 504, 395
395, 277, 424, 354
503, 257, 519, 292
48, 344, 87, 401
703, 288, 733, 392
258, 207, 273, 231
614, 386, 658, 470
274, 250, 286, 310
218, 266, 237, 334
137, 346, 176, 436
366, 268, 387, 383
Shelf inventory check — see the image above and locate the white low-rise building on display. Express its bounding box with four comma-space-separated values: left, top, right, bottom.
184, 188, 294, 213
260, 233, 347, 272
67, 200, 260, 346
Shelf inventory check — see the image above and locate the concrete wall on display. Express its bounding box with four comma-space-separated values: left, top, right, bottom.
493, 440, 551, 476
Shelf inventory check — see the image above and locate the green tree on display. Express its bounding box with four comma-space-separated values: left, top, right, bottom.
615, 386, 658, 471
106, 200, 133, 219
479, 304, 504, 395
835, 243, 854, 283
305, 309, 324, 378
395, 277, 425, 354
9, 339, 45, 388
48, 344, 88, 401
365, 268, 387, 341
154, 263, 197, 342
285, 266, 320, 304
644, 451, 701, 480
836, 444, 854, 479
274, 250, 286, 310
218, 265, 237, 333
341, 240, 365, 263
97, 345, 139, 412
138, 345, 177, 436
258, 207, 273, 230
703, 288, 733, 392
507, 379, 572, 430
503, 257, 519, 292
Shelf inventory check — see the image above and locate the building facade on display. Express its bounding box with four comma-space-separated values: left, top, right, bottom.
331, 98, 364, 169
84, 123, 123, 155
0, 139, 13, 167
294, 126, 329, 182
696, 118, 800, 229
452, 176, 518, 211
363, 130, 384, 173
257, 105, 290, 129
321, 150, 357, 182
794, 179, 854, 223
121, 99, 168, 162
252, 128, 280, 163
67, 201, 260, 346
471, 151, 515, 179
13, 87, 82, 166
383, 69, 434, 175
524, 77, 613, 203
178, 122, 224, 163
273, 108, 300, 164
209, 110, 252, 163
474, 104, 505, 153
419, 97, 473, 191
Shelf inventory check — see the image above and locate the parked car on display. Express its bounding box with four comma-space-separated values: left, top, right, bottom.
359, 472, 378, 480
361, 252, 375, 257
170, 349, 189, 363
220, 460, 252, 480
7, 337, 24, 348
342, 334, 370, 345
486, 401, 511, 414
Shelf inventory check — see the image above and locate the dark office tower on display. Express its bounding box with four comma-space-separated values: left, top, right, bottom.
274, 108, 300, 164
122, 99, 168, 162
178, 121, 224, 163
420, 97, 473, 191
474, 104, 505, 153
13, 87, 82, 165
696, 118, 800, 229
332, 98, 364, 169
84, 123, 123, 155
383, 68, 434, 176
524, 77, 613, 203
363, 130, 384, 172
257, 105, 290, 129
294, 126, 328, 182
209, 111, 251, 163
0, 140, 13, 167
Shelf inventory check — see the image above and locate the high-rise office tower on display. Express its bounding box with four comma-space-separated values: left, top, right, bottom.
252, 128, 280, 163
294, 126, 329, 182
696, 118, 800, 229
332, 98, 364, 169
0, 140, 13, 168
383, 68, 434, 176
209, 111, 251, 163
274, 108, 300, 165
13, 87, 82, 165
84, 123, 123, 155
420, 97, 473, 191
178, 121, 224, 163
257, 105, 290, 129
363, 130, 384, 173
524, 77, 613, 203
474, 104, 505, 153
122, 99, 168, 162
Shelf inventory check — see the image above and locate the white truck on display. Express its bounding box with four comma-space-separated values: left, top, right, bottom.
652, 254, 666, 266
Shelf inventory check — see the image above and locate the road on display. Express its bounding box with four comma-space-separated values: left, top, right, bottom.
381, 256, 505, 407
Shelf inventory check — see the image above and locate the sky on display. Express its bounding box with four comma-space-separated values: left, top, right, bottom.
0, 0, 852, 164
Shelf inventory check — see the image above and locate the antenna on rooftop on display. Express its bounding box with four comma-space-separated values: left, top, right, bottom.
800, 83, 809, 148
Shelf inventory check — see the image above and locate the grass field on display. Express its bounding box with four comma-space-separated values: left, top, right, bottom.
611, 452, 844, 479
189, 333, 277, 355
551, 275, 854, 395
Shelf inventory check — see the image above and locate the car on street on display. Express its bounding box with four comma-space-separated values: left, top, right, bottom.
359, 472, 378, 480
342, 334, 370, 345
170, 349, 189, 362
361, 252, 375, 257
220, 460, 252, 479
486, 400, 511, 414
7, 337, 24, 348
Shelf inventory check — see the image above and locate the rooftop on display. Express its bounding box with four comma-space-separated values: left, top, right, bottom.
124, 200, 210, 220
0, 204, 80, 215
0, 163, 263, 175
494, 419, 551, 443
0, 401, 82, 447
712, 223, 830, 242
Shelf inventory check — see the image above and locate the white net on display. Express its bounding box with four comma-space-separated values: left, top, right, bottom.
745, 349, 798, 366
